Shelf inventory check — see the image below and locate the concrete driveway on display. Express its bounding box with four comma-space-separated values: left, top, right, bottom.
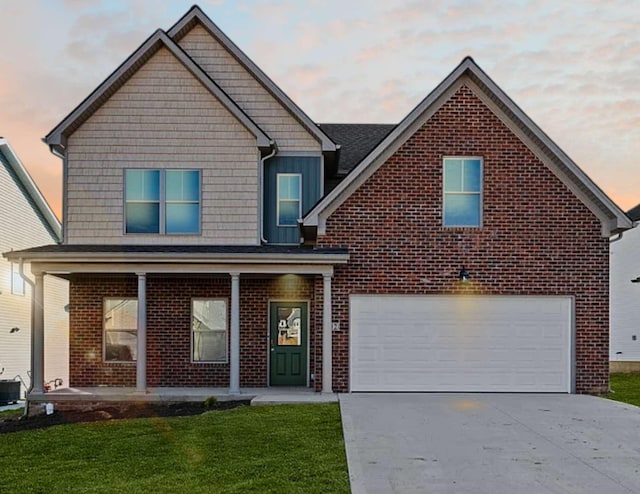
340, 394, 640, 494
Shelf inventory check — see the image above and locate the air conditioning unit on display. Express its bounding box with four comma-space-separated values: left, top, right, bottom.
0, 380, 21, 405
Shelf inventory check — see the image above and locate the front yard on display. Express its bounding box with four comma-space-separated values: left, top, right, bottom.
607, 373, 640, 407
0, 403, 350, 493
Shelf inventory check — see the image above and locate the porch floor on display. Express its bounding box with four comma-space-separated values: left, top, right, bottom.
28, 387, 338, 405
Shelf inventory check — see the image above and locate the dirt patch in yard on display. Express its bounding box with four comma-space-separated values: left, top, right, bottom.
0, 400, 251, 434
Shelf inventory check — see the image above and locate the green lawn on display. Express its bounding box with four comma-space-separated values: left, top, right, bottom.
607, 373, 640, 407
0, 403, 350, 494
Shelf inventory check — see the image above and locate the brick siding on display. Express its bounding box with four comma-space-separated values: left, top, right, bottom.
316, 85, 609, 394
69, 275, 315, 388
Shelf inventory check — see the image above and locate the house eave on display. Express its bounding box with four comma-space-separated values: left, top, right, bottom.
303, 57, 633, 238
167, 5, 337, 153
0, 138, 62, 241
44, 29, 272, 151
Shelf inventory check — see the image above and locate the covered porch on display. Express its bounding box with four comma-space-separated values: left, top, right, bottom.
6, 245, 348, 401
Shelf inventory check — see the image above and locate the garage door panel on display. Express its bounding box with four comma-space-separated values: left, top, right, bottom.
350, 295, 572, 392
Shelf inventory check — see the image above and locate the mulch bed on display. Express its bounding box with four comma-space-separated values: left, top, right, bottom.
0, 400, 251, 434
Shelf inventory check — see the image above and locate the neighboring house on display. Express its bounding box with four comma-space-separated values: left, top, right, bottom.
6, 5, 632, 406
0, 138, 68, 398
610, 204, 640, 371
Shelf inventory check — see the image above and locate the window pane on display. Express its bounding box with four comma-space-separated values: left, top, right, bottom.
278, 175, 300, 200
104, 299, 138, 362
105, 331, 137, 361
463, 159, 481, 192
11, 264, 24, 296
126, 170, 159, 201
166, 170, 200, 201
126, 203, 160, 233
444, 160, 462, 192
193, 331, 226, 362
277, 307, 301, 346
104, 299, 138, 330
278, 201, 300, 226
444, 194, 480, 226
192, 300, 227, 362
166, 203, 200, 234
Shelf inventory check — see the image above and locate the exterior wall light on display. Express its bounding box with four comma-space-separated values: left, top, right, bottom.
632, 277, 640, 284
9, 327, 20, 333
459, 268, 469, 283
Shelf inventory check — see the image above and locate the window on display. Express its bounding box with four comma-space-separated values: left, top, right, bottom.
11, 263, 24, 296
125, 169, 200, 234
277, 173, 301, 227
192, 299, 228, 363
443, 157, 482, 227
104, 299, 138, 362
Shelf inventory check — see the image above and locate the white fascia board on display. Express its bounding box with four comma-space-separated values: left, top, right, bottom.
45, 30, 272, 150
465, 63, 633, 235
304, 62, 470, 232
305, 57, 632, 236
4, 250, 349, 265
167, 6, 337, 152
0, 138, 62, 241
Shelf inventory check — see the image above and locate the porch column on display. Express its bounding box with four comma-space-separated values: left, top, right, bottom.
135, 273, 147, 393
322, 273, 333, 393
229, 272, 240, 394
32, 273, 45, 394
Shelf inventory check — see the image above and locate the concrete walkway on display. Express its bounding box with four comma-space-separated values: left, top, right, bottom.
340, 393, 640, 494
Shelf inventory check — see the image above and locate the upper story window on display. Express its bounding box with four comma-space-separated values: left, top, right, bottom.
443, 157, 482, 227
277, 173, 301, 227
125, 169, 200, 234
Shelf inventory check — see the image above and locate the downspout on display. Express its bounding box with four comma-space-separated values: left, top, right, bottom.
259, 144, 277, 244
18, 258, 36, 419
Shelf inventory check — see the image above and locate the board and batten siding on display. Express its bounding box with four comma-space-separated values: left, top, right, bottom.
66, 47, 260, 245
0, 150, 68, 397
178, 25, 320, 152
263, 156, 322, 244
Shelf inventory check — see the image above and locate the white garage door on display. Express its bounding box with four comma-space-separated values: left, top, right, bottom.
350, 295, 573, 392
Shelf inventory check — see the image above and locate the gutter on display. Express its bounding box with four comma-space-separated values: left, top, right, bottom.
259, 144, 278, 244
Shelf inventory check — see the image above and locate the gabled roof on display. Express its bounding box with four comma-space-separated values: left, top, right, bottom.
627, 204, 640, 222
305, 57, 633, 237
318, 124, 396, 176
167, 5, 337, 153
44, 29, 272, 154
0, 138, 61, 241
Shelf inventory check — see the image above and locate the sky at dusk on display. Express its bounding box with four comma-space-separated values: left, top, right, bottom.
1, 0, 639, 219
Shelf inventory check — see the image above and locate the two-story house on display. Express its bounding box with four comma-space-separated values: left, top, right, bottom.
6, 6, 632, 408
0, 137, 68, 399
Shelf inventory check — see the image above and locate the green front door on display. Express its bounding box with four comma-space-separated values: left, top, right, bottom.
270, 302, 308, 386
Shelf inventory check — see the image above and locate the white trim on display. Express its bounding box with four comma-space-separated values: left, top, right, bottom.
229, 273, 240, 394
167, 6, 337, 152
136, 274, 147, 392
442, 156, 483, 228
0, 138, 61, 240
102, 297, 139, 364
276, 173, 302, 227
45, 30, 272, 150
190, 298, 229, 364
303, 58, 632, 237
322, 274, 332, 393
